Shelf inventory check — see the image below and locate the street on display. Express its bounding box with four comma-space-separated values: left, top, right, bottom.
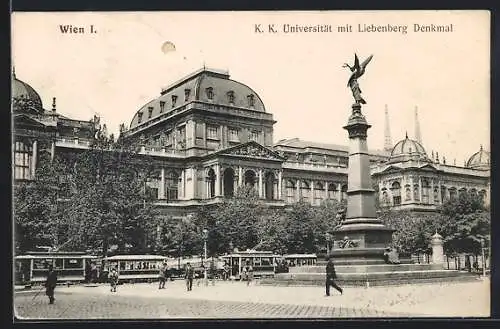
14, 277, 490, 319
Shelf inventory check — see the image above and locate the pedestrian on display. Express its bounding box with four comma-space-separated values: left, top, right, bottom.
243, 260, 253, 286
45, 264, 58, 304
223, 262, 230, 281
185, 262, 194, 291
158, 262, 168, 289
109, 267, 119, 292
325, 256, 343, 296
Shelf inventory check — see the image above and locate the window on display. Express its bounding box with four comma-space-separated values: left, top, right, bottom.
206, 87, 214, 100
228, 127, 239, 142
14, 141, 32, 180
227, 91, 235, 104
247, 94, 255, 107
286, 180, 295, 203
148, 107, 154, 119
159, 101, 165, 113
171, 95, 178, 108
137, 112, 143, 124
207, 125, 219, 140
391, 182, 401, 205
249, 130, 260, 142
165, 171, 179, 200
184, 89, 191, 101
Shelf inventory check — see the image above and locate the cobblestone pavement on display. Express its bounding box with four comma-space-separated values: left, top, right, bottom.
14, 278, 489, 319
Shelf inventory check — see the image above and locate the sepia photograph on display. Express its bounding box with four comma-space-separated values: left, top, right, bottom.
12, 10, 490, 319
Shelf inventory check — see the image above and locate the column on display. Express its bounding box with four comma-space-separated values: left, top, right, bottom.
430, 179, 435, 204
296, 179, 300, 202
221, 167, 225, 196
337, 182, 342, 202
277, 171, 283, 200
324, 182, 329, 200
159, 168, 165, 199
258, 169, 263, 198
238, 166, 243, 187
50, 141, 55, 162
31, 140, 37, 178
418, 176, 423, 202
410, 176, 415, 202
215, 164, 221, 196
310, 180, 314, 204
180, 170, 185, 199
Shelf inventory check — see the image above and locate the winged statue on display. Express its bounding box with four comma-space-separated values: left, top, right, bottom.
342, 54, 373, 105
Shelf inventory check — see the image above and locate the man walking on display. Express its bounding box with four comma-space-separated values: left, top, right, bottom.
325, 256, 343, 296
109, 267, 119, 292
45, 264, 58, 304
243, 260, 253, 286
159, 262, 168, 289
185, 262, 194, 291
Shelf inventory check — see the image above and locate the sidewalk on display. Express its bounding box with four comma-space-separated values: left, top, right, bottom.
55, 277, 490, 317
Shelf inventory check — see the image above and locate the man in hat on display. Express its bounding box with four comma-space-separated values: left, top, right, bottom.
185, 262, 194, 291
158, 262, 168, 289
45, 264, 58, 304
325, 256, 343, 296
109, 267, 119, 292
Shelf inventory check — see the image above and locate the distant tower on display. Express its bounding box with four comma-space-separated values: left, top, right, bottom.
383, 104, 393, 152
414, 106, 422, 144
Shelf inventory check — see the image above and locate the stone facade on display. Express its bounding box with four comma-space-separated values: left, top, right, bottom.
12, 68, 490, 217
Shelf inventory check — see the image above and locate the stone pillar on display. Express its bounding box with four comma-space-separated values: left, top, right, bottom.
31, 140, 37, 177
277, 171, 283, 200
50, 141, 55, 162
215, 165, 221, 196
337, 182, 342, 202
258, 169, 263, 198
418, 176, 423, 202
324, 182, 329, 200
431, 232, 445, 266
296, 179, 300, 202
430, 179, 435, 204
238, 167, 243, 187
310, 180, 314, 204
180, 170, 185, 199
410, 176, 415, 202
437, 181, 443, 204
159, 168, 165, 199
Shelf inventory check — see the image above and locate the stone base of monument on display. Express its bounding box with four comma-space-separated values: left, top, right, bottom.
260, 263, 479, 287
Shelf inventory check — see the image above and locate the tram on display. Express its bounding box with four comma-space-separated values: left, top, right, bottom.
102, 255, 168, 283
283, 254, 317, 267
14, 252, 96, 285
221, 250, 280, 280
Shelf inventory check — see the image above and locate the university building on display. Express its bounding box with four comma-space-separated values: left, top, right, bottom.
12, 67, 490, 219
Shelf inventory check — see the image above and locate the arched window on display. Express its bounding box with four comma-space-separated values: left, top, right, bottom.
207, 168, 216, 198
14, 141, 32, 180
413, 184, 420, 201
165, 171, 179, 200
381, 188, 390, 206
286, 180, 296, 203
421, 179, 430, 204
244, 170, 256, 188
223, 168, 235, 197
314, 182, 323, 205
433, 187, 439, 203
449, 187, 458, 200
391, 182, 401, 205
327, 183, 337, 200
441, 186, 447, 202
340, 184, 348, 201
145, 171, 160, 200
405, 184, 411, 201
301, 181, 310, 202
264, 172, 275, 200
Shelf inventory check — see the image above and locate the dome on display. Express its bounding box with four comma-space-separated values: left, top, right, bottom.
466, 145, 490, 170
388, 133, 430, 163
129, 68, 266, 129
12, 71, 43, 113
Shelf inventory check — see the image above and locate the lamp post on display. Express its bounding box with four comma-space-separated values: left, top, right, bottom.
203, 229, 208, 286
481, 238, 486, 278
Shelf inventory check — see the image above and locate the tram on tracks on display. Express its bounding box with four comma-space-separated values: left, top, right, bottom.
283, 254, 318, 267
14, 252, 96, 285
102, 255, 168, 283
221, 250, 280, 280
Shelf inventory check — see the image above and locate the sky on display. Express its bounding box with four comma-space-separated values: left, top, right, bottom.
12, 11, 490, 164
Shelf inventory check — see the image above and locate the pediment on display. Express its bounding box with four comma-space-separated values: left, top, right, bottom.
13, 113, 48, 128
418, 163, 438, 171
216, 141, 285, 161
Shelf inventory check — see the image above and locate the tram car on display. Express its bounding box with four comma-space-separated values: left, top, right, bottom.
14, 252, 96, 285
102, 254, 167, 283
283, 254, 318, 267
221, 250, 280, 280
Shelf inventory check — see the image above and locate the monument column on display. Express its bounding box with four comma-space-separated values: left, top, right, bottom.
431, 232, 445, 267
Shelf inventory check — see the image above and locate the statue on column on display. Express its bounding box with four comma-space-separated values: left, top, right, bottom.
342, 54, 373, 105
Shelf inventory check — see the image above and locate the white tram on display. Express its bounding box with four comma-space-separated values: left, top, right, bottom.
102, 255, 167, 283
221, 250, 280, 279
14, 252, 96, 285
